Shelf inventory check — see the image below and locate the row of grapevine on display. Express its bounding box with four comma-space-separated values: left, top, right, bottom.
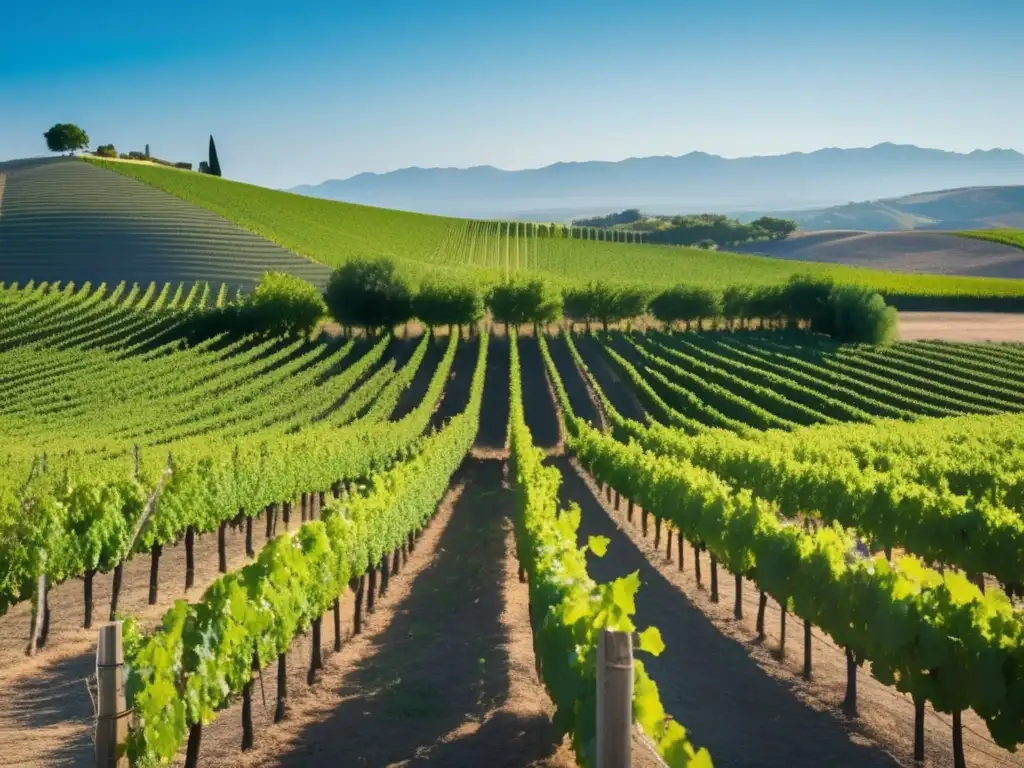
0, 333, 459, 623
509, 333, 712, 767
122, 332, 488, 765
544, 334, 1024, 763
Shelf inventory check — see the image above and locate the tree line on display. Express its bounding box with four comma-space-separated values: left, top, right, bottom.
572, 209, 798, 249
191, 260, 898, 345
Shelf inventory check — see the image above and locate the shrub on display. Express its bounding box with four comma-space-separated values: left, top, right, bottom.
486, 278, 562, 330
650, 286, 723, 330
825, 285, 899, 344
323, 258, 413, 335
174, 162, 193, 170
94, 144, 117, 158
413, 279, 483, 331
245, 272, 326, 337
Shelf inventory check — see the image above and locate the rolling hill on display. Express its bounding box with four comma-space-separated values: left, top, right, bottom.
1, 156, 1024, 308
757, 185, 1024, 232
288, 144, 1024, 219
0, 157, 329, 289
732, 229, 1024, 280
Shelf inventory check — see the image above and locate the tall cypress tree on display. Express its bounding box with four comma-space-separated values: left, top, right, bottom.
208, 135, 222, 177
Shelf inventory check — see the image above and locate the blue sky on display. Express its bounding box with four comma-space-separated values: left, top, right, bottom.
2, 0, 1021, 189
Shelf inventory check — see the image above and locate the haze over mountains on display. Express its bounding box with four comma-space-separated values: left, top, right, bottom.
288, 143, 1024, 221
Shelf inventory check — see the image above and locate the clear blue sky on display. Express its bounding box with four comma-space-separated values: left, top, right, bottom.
2, 0, 1021, 189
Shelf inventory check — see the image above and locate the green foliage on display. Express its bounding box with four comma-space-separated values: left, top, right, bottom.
825, 284, 899, 344
123, 331, 490, 765
512, 334, 712, 767
43, 123, 90, 154
324, 258, 413, 333
650, 286, 724, 329
413, 279, 483, 329
573, 211, 797, 248
485, 278, 562, 328
563, 281, 650, 331
245, 272, 326, 337
207, 135, 221, 177
94, 144, 117, 158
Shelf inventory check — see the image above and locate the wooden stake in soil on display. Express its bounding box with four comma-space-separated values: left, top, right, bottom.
184, 724, 202, 768
802, 619, 812, 680
353, 576, 365, 634
283, 501, 291, 530
380, 556, 389, 596
274, 653, 287, 722
733, 573, 743, 619
367, 564, 377, 613
109, 561, 124, 621
710, 555, 719, 602
654, 517, 661, 549
626, 500, 634, 523
241, 653, 256, 751
756, 591, 767, 641
596, 630, 632, 768
184, 526, 196, 590
96, 622, 130, 768
148, 544, 162, 605
641, 509, 648, 537
333, 598, 342, 652
779, 606, 787, 659
952, 710, 966, 768
245, 515, 254, 557
307, 617, 323, 685
266, 504, 275, 539
842, 648, 858, 717
677, 534, 684, 571
694, 543, 702, 586
301, 492, 308, 523
392, 548, 400, 577
665, 528, 672, 560
614, 490, 620, 510
84, 569, 96, 629
913, 697, 925, 762
217, 521, 227, 573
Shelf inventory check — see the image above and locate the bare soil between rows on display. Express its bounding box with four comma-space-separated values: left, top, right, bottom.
898, 312, 1024, 342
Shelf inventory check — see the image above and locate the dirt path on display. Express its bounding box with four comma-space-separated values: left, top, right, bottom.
0, 517, 271, 766
183, 459, 574, 767
553, 455, 898, 767
898, 312, 1024, 342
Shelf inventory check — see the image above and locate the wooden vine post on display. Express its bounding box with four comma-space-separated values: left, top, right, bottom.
596, 629, 632, 768
96, 622, 130, 767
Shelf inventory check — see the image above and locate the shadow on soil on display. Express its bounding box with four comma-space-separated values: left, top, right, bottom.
552, 455, 899, 768
274, 459, 563, 767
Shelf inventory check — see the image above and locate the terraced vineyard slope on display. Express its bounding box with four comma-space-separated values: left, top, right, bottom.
0, 158, 329, 289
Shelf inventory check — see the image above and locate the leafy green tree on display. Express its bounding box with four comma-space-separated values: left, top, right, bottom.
825, 285, 899, 343
751, 216, 798, 240
413, 280, 483, 333
208, 135, 222, 177
650, 286, 723, 330
324, 258, 413, 335
43, 123, 90, 155
486, 278, 562, 331
94, 144, 117, 158
564, 282, 649, 331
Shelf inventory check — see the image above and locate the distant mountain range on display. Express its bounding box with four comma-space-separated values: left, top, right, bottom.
287, 143, 1024, 220
741, 185, 1024, 232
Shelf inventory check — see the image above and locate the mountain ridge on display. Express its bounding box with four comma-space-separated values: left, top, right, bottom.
287, 143, 1024, 219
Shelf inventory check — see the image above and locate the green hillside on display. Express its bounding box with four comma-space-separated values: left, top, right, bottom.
85, 158, 1024, 301
955, 229, 1024, 251
0, 159, 329, 289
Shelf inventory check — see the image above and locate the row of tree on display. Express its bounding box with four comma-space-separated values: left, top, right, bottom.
193, 260, 896, 345
571, 209, 798, 249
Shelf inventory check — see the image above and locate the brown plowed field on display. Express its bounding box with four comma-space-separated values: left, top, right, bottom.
737, 230, 1024, 278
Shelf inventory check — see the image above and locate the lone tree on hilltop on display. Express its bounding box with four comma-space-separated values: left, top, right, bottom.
43, 123, 90, 155
208, 135, 222, 176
